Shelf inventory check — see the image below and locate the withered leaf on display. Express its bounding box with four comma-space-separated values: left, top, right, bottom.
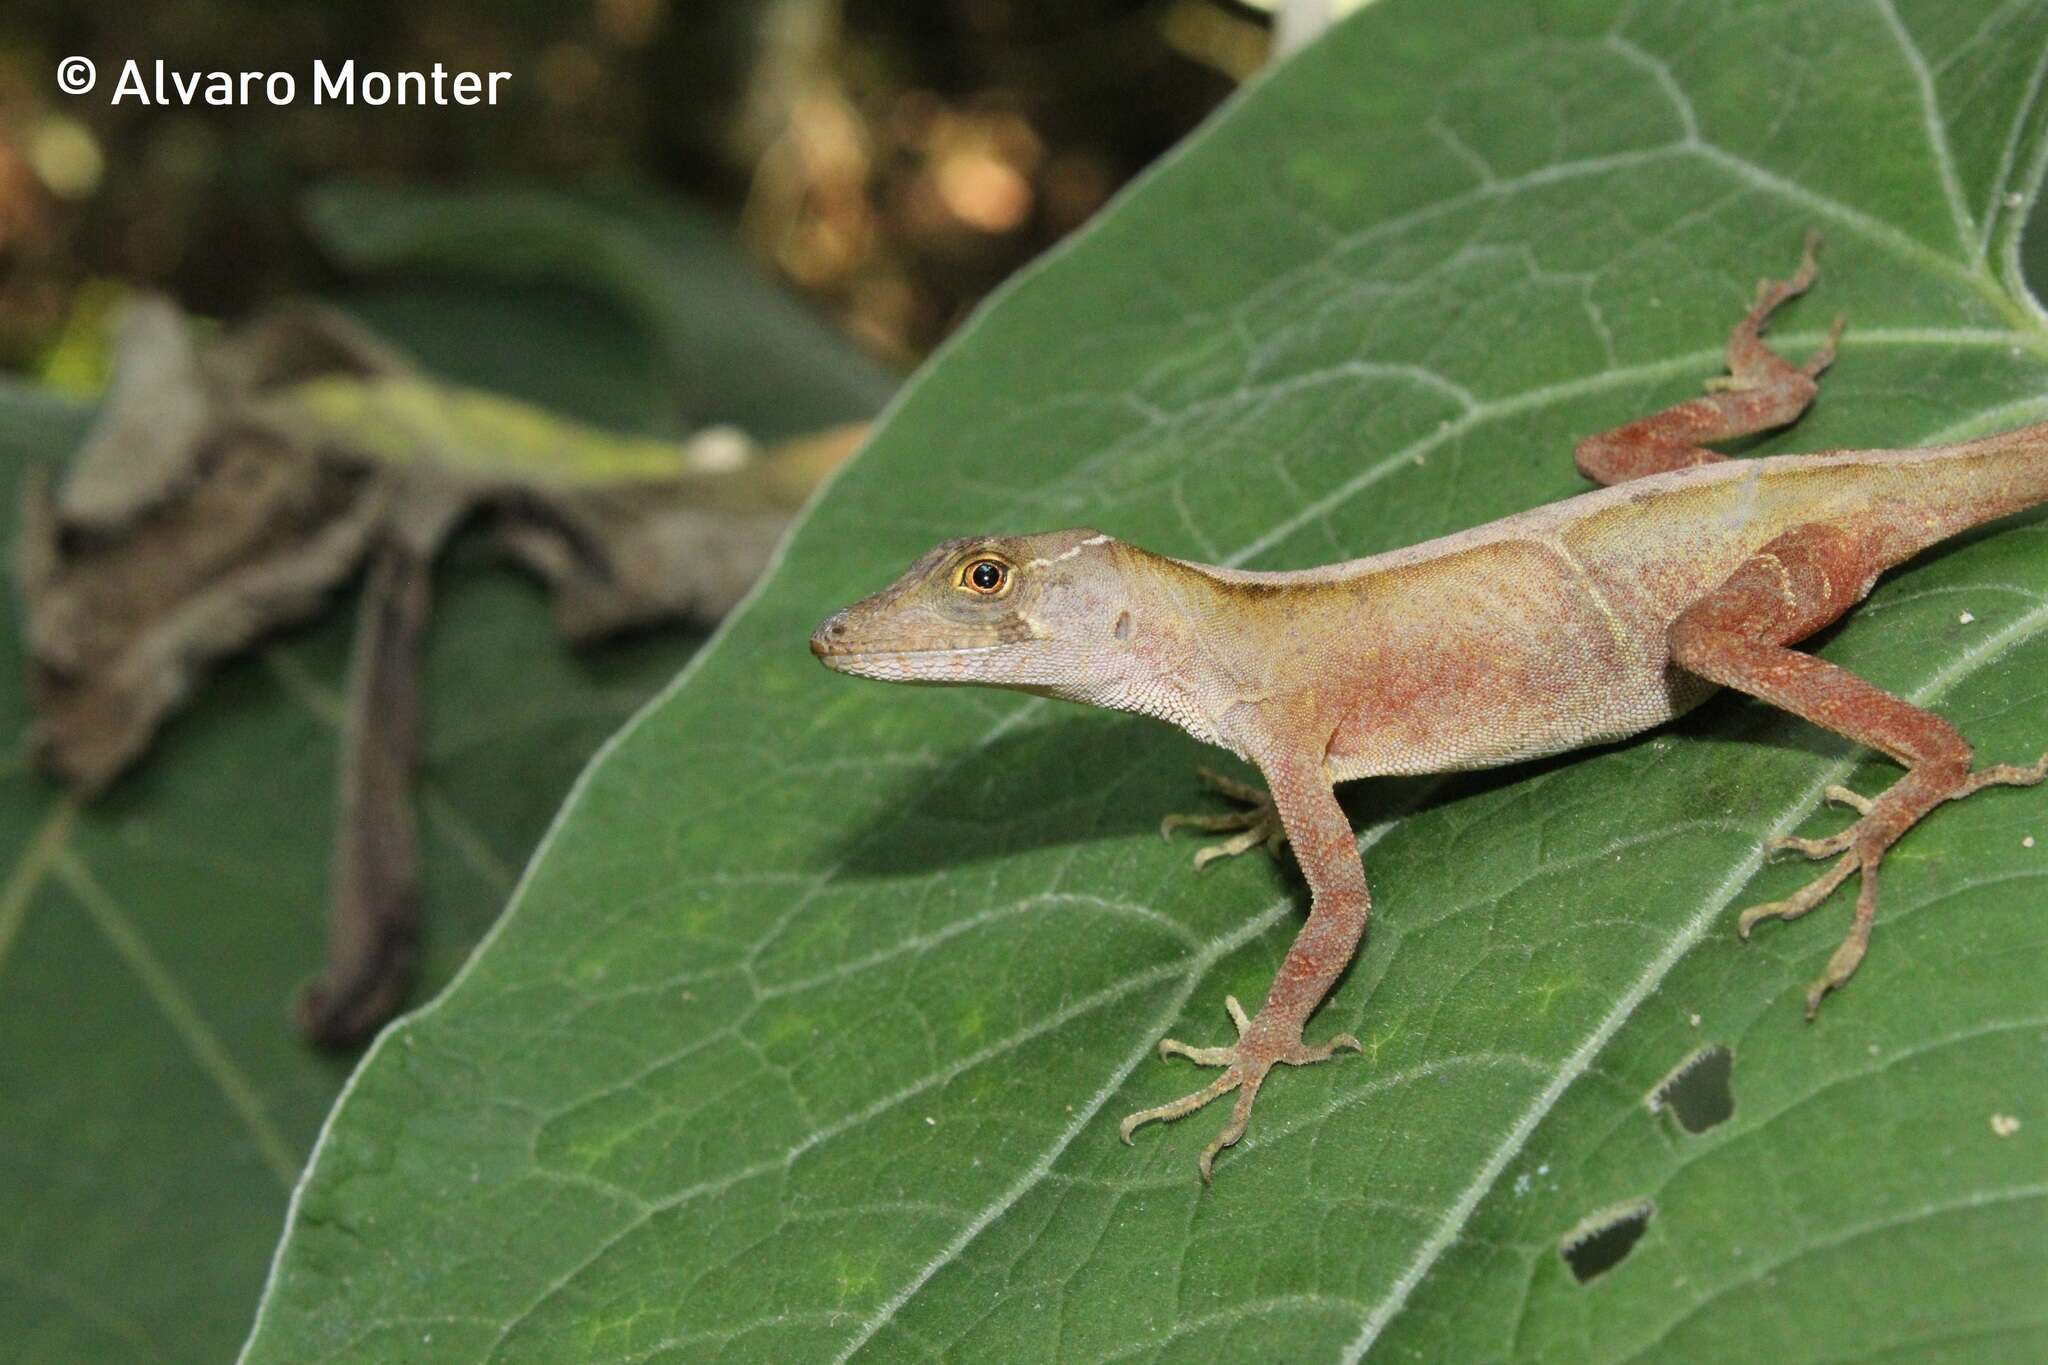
15, 295, 862, 1043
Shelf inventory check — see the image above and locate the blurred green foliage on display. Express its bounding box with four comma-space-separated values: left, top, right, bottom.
0, 186, 890, 1362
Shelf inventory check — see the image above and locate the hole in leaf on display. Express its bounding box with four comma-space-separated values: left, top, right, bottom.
1647, 1043, 1735, 1134
1560, 1199, 1653, 1284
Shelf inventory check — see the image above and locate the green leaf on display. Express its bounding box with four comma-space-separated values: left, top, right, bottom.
245, 2, 2048, 1360
0, 227, 886, 1359
303, 185, 900, 441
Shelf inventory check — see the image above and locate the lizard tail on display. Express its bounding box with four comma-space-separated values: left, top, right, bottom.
1866, 416, 2048, 562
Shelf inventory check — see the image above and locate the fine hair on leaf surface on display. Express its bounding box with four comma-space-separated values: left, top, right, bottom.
242, 2, 2048, 1361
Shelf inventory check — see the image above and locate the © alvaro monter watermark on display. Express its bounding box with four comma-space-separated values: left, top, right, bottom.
56, 57, 511, 107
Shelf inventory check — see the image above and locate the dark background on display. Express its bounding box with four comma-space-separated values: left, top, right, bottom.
0, 0, 1270, 374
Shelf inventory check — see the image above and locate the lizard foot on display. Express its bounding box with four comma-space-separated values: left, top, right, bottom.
1159, 767, 1286, 871
1118, 994, 1360, 1182
1701, 229, 1844, 395
1738, 753, 2048, 1017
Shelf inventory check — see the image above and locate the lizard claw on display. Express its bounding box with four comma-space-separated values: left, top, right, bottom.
1160, 767, 1287, 870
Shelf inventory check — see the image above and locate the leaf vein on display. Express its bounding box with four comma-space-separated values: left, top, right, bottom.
1869, 0, 1978, 253
1339, 576, 2048, 1360
54, 852, 301, 1190
1617, 1183, 2048, 1362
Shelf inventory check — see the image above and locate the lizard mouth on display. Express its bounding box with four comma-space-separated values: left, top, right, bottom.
809, 637, 1001, 671
812, 608, 982, 655
808, 617, 1010, 679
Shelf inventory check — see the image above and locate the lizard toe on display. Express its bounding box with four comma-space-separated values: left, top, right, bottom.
1163, 769, 1287, 870
1121, 996, 1356, 1180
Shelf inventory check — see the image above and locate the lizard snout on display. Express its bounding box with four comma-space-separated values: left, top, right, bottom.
810, 612, 852, 661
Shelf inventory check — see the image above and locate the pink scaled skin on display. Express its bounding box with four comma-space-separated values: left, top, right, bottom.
812, 236, 2048, 1180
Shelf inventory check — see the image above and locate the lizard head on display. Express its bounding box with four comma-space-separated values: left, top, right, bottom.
811, 528, 1126, 688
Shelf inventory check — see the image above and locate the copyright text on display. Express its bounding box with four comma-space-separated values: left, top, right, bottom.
57, 58, 512, 107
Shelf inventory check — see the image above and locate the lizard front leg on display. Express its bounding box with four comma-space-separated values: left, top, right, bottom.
1123, 749, 1364, 1181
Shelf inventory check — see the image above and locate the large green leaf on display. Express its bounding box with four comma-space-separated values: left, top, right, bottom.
244, 2, 2048, 1360
0, 218, 886, 1360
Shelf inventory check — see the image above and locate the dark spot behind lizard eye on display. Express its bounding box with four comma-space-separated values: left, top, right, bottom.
1114, 611, 1131, 640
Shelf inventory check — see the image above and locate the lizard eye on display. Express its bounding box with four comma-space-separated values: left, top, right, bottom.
961, 558, 1008, 595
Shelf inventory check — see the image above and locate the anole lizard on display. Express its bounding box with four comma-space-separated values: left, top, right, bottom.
811, 237, 2048, 1180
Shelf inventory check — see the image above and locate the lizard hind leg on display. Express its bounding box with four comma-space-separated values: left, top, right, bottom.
1669, 522, 2048, 1016
1159, 767, 1287, 870
1573, 231, 1843, 486
1705, 229, 1842, 396
1740, 754, 2048, 1016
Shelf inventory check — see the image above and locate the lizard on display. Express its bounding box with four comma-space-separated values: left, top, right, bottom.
809, 235, 2048, 1180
